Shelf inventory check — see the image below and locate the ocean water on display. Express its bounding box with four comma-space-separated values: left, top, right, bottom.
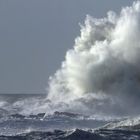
0, 94, 140, 140
2, 1, 140, 139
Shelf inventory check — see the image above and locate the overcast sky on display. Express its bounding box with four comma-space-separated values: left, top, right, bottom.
0, 0, 133, 94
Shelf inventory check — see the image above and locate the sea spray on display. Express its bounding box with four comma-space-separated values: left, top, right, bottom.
46, 1, 140, 116
1, 1, 140, 117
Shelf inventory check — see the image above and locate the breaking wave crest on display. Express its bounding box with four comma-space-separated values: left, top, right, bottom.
1, 1, 140, 118
46, 1, 140, 116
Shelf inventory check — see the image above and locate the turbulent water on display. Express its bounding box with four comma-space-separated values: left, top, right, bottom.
0, 94, 140, 139
2, 1, 140, 139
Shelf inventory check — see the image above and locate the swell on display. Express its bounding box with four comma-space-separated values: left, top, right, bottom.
1, 129, 140, 140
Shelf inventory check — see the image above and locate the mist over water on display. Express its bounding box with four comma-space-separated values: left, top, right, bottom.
46, 1, 140, 117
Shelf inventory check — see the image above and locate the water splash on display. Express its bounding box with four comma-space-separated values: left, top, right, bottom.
46, 1, 140, 116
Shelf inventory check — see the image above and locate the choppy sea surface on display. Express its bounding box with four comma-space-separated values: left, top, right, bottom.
0, 94, 139, 140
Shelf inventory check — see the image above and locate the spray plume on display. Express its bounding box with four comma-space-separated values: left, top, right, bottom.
46, 1, 140, 116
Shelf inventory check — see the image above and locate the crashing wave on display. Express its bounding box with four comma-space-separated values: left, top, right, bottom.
102, 116, 140, 130
45, 1, 140, 117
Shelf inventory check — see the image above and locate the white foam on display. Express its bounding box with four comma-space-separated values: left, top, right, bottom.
46, 1, 140, 116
